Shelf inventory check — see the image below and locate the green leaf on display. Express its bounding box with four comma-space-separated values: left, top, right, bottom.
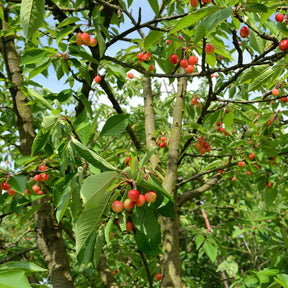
223, 111, 234, 133
148, 0, 159, 16
20, 0, 45, 40
80, 171, 118, 208
139, 146, 159, 168
57, 16, 80, 28
27, 88, 53, 110
203, 240, 217, 263
0, 270, 31, 288
195, 234, 205, 250
75, 189, 112, 254
94, 227, 105, 267
194, 24, 207, 44
135, 230, 162, 256
96, 32, 106, 58
56, 25, 79, 45
42, 116, 58, 130
15, 156, 38, 167
20, 49, 48, 65
239, 65, 270, 84
31, 129, 50, 155
105, 63, 126, 80
8, 175, 26, 194
274, 274, 288, 288
249, 30, 265, 54
0, 262, 46, 272
100, 114, 130, 136
71, 138, 117, 171
216, 257, 238, 278
263, 188, 277, 208
105, 214, 115, 244
144, 30, 165, 50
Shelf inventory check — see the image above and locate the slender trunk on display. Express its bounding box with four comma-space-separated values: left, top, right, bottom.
161, 75, 187, 287
143, 76, 161, 169
34, 198, 74, 288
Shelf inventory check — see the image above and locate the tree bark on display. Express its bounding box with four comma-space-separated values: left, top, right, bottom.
34, 198, 74, 288
161, 74, 187, 287
143, 76, 161, 169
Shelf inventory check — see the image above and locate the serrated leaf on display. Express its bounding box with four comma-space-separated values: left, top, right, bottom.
81, 171, 118, 208
195, 234, 205, 250
20, 0, 45, 40
239, 65, 270, 84
0, 270, 31, 288
42, 116, 58, 130
100, 114, 130, 136
203, 240, 217, 263
27, 88, 53, 110
57, 17, 80, 28
148, 0, 159, 16
56, 25, 79, 45
105, 214, 115, 244
144, 30, 165, 50
0, 262, 46, 272
274, 274, 288, 288
223, 111, 234, 133
31, 129, 50, 155
71, 137, 116, 171
194, 24, 207, 44
139, 146, 158, 168
263, 188, 277, 208
94, 227, 105, 267
249, 30, 265, 54
20, 49, 48, 65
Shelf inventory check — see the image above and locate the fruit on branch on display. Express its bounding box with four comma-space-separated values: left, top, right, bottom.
217, 121, 222, 126
281, 96, 287, 103
272, 88, 279, 96
94, 75, 101, 83
170, 54, 178, 64
126, 221, 134, 231
143, 54, 150, 61
180, 59, 188, 68
232, 177, 237, 181
246, 171, 251, 175
127, 72, 134, 79
32, 185, 40, 193
202, 0, 211, 3
186, 65, 194, 74
178, 36, 184, 41
238, 161, 245, 168
124, 198, 135, 211
37, 190, 43, 195
128, 189, 140, 202
137, 52, 144, 60
125, 156, 131, 166
39, 165, 46, 171
148, 64, 155, 71
76, 32, 83, 45
167, 39, 172, 45
205, 44, 215, 55
155, 273, 163, 281
159, 141, 167, 148
112, 201, 124, 213
41, 173, 49, 181
1, 182, 10, 190
248, 152, 256, 160
145, 191, 157, 203
266, 182, 273, 188
279, 39, 288, 51
188, 55, 198, 65
240, 26, 250, 38
190, 0, 198, 7
81, 32, 90, 46
89, 38, 97, 47
7, 188, 16, 196
135, 194, 146, 207
275, 14, 284, 23
191, 96, 199, 105
34, 174, 42, 182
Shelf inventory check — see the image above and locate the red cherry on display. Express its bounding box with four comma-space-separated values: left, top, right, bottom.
39, 165, 46, 171
7, 188, 16, 196
266, 182, 273, 188
271, 88, 279, 96
148, 64, 155, 71
127, 72, 134, 79
188, 55, 198, 65
248, 154, 254, 161
275, 14, 284, 23
112, 270, 118, 275
160, 142, 167, 148
137, 52, 144, 60
203, 142, 210, 149
190, 0, 198, 7
41, 173, 49, 182
34, 174, 42, 182
112, 201, 124, 213
89, 38, 97, 47
124, 198, 135, 211
135, 194, 146, 207
1, 182, 10, 190
198, 136, 205, 144
195, 142, 202, 150
81, 32, 90, 45
186, 65, 194, 74
205, 44, 215, 55
37, 190, 43, 195
281, 96, 287, 103
170, 54, 178, 64
246, 171, 251, 175
76, 32, 83, 45
155, 273, 163, 281
217, 121, 222, 126
178, 36, 184, 41
128, 189, 140, 202
180, 59, 188, 68
199, 147, 206, 154
145, 191, 157, 203
32, 185, 40, 193
167, 39, 172, 45
240, 26, 249, 38
279, 39, 288, 51
126, 221, 134, 231
142, 54, 150, 61
94, 75, 101, 83
125, 157, 131, 166
232, 177, 237, 181
238, 161, 245, 168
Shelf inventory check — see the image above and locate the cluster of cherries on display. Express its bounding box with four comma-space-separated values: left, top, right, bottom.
111, 189, 157, 231
1, 182, 16, 196
137, 51, 155, 72
170, 54, 199, 74
271, 88, 287, 103
195, 136, 211, 154
32, 165, 49, 195
157, 136, 168, 148
216, 122, 231, 136
191, 96, 201, 108
75, 32, 97, 47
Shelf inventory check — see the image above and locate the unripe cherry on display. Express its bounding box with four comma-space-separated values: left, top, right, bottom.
190, 0, 198, 7
89, 38, 97, 47
145, 191, 157, 203
124, 198, 135, 211
112, 201, 124, 213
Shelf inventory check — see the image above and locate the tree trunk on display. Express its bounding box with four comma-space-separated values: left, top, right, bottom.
161, 74, 187, 287
34, 198, 74, 288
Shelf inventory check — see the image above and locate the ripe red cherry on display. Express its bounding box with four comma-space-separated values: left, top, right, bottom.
203, 142, 210, 149
76, 32, 83, 45
198, 136, 205, 144
205, 44, 215, 55
34, 174, 42, 182
142, 54, 150, 61
190, 0, 198, 7
125, 156, 131, 166
1, 182, 10, 190
39, 165, 46, 171
281, 96, 287, 103
128, 189, 140, 202
238, 161, 245, 168
124, 198, 135, 211
217, 121, 222, 126
232, 177, 237, 181
81, 32, 90, 45
145, 191, 157, 203
7, 188, 16, 196
180, 59, 188, 68
240, 26, 249, 38
41, 173, 49, 181
159, 142, 167, 148
188, 55, 198, 65
37, 190, 43, 195
272, 88, 279, 96
148, 64, 155, 71
135, 194, 146, 207
202, 0, 211, 3
167, 39, 172, 45
170, 54, 178, 64
195, 142, 202, 150
89, 38, 97, 47
186, 65, 194, 74
279, 39, 288, 51
127, 72, 134, 79
155, 273, 163, 281
126, 221, 134, 231
275, 14, 284, 23
112, 269, 118, 275
32, 185, 40, 193
246, 171, 251, 175
137, 52, 144, 60
94, 75, 101, 83
266, 182, 273, 188
112, 201, 124, 213
161, 136, 166, 142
